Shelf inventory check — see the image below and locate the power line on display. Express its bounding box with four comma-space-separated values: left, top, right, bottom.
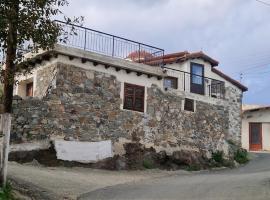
231, 64, 269, 75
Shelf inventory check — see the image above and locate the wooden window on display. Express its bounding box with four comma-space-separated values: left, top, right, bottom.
26, 82, 33, 97
123, 83, 145, 112
164, 77, 178, 89
184, 98, 194, 112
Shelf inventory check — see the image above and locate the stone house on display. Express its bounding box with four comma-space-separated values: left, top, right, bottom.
242, 105, 270, 152
10, 23, 247, 166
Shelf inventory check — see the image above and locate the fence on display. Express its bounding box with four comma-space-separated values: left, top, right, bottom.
55, 20, 164, 66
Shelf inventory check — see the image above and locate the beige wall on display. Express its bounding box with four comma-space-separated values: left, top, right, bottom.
165, 58, 242, 96
242, 109, 270, 151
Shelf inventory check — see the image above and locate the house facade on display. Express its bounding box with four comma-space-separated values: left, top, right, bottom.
242, 105, 270, 151
10, 23, 247, 166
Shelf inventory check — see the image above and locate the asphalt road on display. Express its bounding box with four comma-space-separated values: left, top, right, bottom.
79, 153, 270, 200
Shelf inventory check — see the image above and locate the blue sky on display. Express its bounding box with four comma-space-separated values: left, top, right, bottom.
62, 0, 270, 105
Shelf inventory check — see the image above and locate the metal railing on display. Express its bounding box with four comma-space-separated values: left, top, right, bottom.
1, 21, 165, 66
55, 20, 164, 66
164, 67, 225, 99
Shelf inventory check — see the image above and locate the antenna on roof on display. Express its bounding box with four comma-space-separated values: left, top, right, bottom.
240, 73, 243, 83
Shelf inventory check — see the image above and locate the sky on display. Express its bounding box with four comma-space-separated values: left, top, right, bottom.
62, 0, 270, 105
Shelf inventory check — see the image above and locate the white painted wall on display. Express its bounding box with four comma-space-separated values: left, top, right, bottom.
54, 140, 113, 163
165, 58, 242, 96
242, 109, 270, 151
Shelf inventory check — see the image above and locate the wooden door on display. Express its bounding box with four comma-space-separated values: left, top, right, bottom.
190, 63, 205, 95
26, 82, 33, 97
249, 123, 262, 151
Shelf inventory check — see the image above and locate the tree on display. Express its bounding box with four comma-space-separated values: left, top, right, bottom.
0, 0, 82, 187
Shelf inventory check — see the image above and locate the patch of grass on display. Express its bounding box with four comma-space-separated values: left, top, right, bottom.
142, 159, 155, 169
234, 148, 249, 164
187, 164, 201, 171
0, 182, 15, 200
212, 151, 224, 163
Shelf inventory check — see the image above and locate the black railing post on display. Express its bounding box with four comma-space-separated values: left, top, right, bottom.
112, 36, 115, 57
183, 72, 186, 91
84, 29, 87, 50
138, 43, 141, 63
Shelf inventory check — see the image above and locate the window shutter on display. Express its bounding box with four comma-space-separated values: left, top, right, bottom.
134, 87, 144, 112
123, 83, 145, 112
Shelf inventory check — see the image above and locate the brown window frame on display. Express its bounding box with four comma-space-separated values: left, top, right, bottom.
164, 76, 178, 89
123, 83, 145, 112
184, 98, 194, 112
26, 82, 33, 97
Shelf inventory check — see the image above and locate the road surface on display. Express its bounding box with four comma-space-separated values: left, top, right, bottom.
79, 153, 270, 200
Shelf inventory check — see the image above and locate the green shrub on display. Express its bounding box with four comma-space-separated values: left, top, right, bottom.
234, 148, 249, 164
187, 164, 201, 171
227, 139, 236, 146
0, 182, 15, 200
143, 159, 155, 169
212, 151, 224, 163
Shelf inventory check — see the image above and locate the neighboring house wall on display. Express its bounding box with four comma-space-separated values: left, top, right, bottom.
242, 109, 270, 151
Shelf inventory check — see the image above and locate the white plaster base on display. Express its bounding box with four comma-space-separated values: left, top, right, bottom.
54, 140, 113, 163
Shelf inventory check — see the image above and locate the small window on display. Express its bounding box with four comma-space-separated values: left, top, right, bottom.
184, 98, 194, 112
123, 83, 145, 112
164, 77, 178, 89
26, 82, 33, 97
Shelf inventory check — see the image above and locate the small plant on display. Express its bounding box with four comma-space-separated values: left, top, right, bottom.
143, 159, 155, 169
0, 182, 15, 200
234, 148, 249, 164
212, 151, 224, 163
187, 164, 201, 171
227, 139, 236, 146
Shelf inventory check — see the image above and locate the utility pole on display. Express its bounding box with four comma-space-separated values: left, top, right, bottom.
0, 113, 11, 187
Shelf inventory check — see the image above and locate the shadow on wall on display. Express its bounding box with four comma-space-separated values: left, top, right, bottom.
0, 84, 3, 112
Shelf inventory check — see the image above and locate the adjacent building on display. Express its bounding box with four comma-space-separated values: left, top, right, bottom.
242, 105, 270, 151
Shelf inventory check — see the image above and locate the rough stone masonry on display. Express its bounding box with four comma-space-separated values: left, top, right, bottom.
11, 62, 242, 168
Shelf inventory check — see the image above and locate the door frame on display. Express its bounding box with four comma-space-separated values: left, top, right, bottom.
249, 122, 262, 151
190, 62, 205, 95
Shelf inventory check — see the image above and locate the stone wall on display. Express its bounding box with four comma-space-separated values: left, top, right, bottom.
224, 86, 242, 144
34, 64, 57, 98
11, 62, 241, 162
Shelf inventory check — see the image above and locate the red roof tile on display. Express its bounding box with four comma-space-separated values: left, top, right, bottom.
126, 50, 154, 61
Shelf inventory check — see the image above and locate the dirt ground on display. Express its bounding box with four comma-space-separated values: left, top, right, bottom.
8, 161, 187, 199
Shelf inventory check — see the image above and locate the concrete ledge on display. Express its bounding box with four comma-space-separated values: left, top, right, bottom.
54, 44, 164, 77
10, 141, 51, 153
